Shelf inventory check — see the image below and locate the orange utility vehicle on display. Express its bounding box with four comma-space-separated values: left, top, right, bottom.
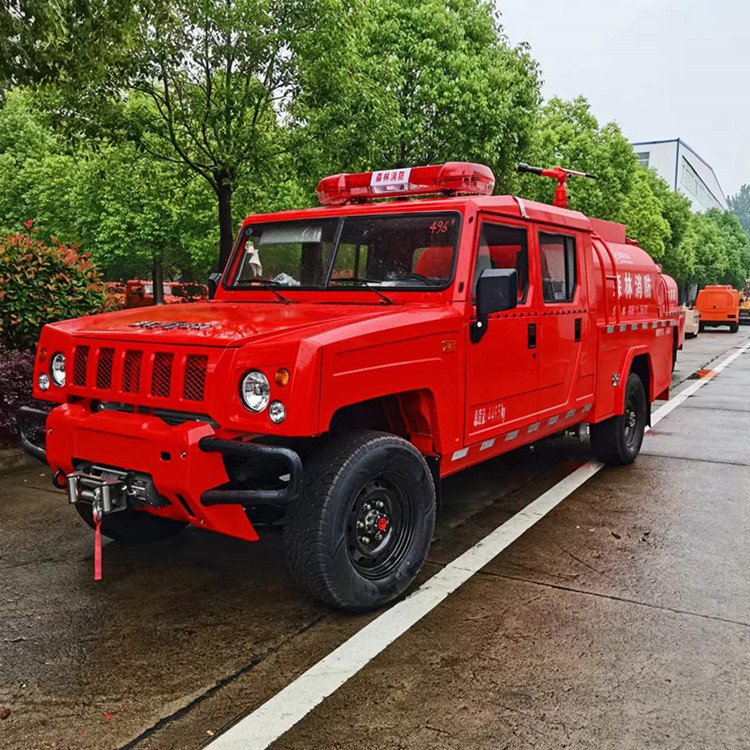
695, 284, 740, 333
19, 162, 680, 611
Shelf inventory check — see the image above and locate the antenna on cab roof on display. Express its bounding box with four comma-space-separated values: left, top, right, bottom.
517, 163, 597, 209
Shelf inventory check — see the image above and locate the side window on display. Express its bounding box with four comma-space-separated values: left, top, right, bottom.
472, 223, 529, 302
539, 232, 577, 303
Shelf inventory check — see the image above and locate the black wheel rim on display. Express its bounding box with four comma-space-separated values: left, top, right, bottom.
346, 475, 416, 580
623, 392, 641, 450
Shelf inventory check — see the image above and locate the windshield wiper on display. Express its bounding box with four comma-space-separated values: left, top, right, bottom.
333, 277, 395, 305
244, 278, 293, 304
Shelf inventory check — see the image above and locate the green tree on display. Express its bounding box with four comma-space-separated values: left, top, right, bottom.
0, 89, 82, 242
292, 0, 541, 194
76, 143, 218, 281
0, 0, 141, 95
0, 89, 218, 280
519, 97, 638, 219
681, 214, 728, 288
703, 208, 750, 289
728, 184, 750, 238
618, 168, 670, 260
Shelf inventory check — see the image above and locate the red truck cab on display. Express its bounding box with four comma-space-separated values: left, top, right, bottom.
20, 162, 677, 610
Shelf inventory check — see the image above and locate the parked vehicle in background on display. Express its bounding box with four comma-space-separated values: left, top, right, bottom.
695, 285, 740, 333
20, 161, 681, 611
683, 306, 701, 338
739, 279, 750, 324
124, 280, 208, 309
105, 281, 126, 309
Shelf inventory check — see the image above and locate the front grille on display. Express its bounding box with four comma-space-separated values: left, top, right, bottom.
73, 346, 89, 386
68, 344, 213, 406
96, 348, 115, 389
183, 355, 208, 401
122, 350, 142, 393
151, 353, 174, 397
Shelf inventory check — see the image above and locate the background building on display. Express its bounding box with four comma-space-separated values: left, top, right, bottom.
632, 138, 727, 212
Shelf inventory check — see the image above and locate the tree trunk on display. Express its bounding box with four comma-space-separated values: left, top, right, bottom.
217, 182, 234, 273
152, 256, 164, 305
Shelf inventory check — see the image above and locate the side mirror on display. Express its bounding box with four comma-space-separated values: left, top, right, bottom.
207, 272, 222, 300
471, 268, 518, 343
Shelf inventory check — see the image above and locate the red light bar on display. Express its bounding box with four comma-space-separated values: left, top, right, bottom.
316, 162, 495, 205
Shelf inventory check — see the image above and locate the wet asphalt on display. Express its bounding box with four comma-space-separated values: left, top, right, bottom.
1, 328, 749, 750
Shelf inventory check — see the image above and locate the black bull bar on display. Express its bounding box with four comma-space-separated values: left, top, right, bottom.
16, 407, 302, 508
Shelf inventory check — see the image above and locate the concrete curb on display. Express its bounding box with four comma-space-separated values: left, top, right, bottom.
0, 446, 36, 475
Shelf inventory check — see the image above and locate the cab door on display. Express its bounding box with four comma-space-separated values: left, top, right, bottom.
534, 228, 595, 414
464, 217, 540, 445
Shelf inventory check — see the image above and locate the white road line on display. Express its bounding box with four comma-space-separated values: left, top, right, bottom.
206, 340, 750, 750
649, 339, 750, 428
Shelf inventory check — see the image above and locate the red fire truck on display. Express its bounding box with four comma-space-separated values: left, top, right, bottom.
19, 162, 679, 610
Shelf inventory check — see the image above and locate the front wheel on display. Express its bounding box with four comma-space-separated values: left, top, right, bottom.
75, 503, 187, 545
283, 431, 436, 611
590, 373, 648, 465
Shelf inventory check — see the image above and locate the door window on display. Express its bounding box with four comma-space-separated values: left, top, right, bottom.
539, 232, 577, 303
472, 223, 529, 302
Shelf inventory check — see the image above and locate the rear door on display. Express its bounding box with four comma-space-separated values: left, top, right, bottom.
534, 228, 595, 414
464, 215, 540, 444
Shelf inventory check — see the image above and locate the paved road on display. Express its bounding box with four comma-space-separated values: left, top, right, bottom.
1, 328, 749, 750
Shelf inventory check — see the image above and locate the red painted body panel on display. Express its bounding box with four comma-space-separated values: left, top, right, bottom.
32, 184, 677, 542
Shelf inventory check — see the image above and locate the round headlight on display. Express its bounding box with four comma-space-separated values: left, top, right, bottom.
38, 373, 50, 391
269, 400, 286, 424
50, 352, 66, 386
240, 370, 270, 412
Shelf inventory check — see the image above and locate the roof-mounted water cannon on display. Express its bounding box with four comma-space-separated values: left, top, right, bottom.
517, 162, 597, 209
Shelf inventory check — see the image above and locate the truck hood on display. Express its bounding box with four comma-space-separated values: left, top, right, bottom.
49, 300, 449, 347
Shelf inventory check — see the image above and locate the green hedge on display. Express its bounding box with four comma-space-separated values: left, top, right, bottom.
0, 223, 112, 350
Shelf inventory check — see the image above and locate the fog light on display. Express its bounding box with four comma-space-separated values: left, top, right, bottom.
269, 400, 286, 424
38, 373, 50, 391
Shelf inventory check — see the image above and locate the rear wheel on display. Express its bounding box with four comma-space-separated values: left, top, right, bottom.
590, 373, 648, 465
699, 322, 706, 332
75, 503, 186, 545
283, 431, 436, 611
730, 322, 739, 333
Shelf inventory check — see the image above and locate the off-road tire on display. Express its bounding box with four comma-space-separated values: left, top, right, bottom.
75, 503, 187, 545
283, 431, 436, 611
729, 322, 739, 333
589, 373, 647, 466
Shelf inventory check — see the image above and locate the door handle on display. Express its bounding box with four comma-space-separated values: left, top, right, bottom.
575, 317, 582, 342
527, 323, 537, 349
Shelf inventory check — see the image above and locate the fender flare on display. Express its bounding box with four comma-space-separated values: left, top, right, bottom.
615, 346, 654, 418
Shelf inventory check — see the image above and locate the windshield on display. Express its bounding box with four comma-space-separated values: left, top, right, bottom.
231, 212, 460, 289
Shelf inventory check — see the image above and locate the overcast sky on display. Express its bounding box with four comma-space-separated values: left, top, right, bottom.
497, 0, 750, 198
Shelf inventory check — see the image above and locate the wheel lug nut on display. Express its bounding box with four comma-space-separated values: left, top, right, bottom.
360, 536, 370, 545
363, 503, 371, 511
375, 532, 383, 541
376, 501, 384, 509
356, 521, 364, 530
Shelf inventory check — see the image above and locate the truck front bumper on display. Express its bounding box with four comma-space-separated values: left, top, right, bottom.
18, 403, 302, 542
